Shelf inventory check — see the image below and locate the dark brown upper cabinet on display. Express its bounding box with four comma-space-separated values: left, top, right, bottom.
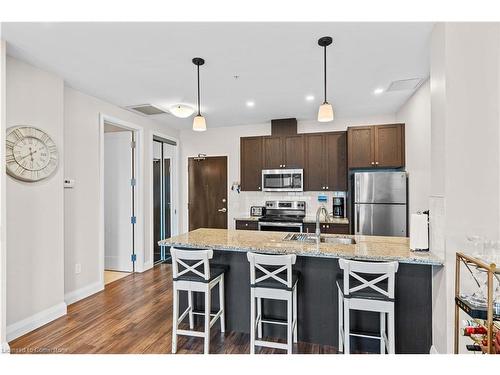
283, 135, 305, 169
262, 135, 304, 170
262, 136, 283, 169
347, 124, 405, 169
305, 131, 347, 191
375, 124, 405, 168
240, 136, 263, 191
325, 132, 347, 191
304, 133, 326, 191
347, 126, 374, 168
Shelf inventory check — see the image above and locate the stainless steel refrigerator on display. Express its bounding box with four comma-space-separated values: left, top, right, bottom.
353, 171, 407, 236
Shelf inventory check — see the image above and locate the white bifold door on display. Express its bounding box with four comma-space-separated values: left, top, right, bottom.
104, 131, 134, 272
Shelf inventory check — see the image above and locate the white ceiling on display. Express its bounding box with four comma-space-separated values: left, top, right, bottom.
2, 22, 433, 129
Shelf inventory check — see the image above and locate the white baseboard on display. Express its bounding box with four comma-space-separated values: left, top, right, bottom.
7, 302, 67, 342
64, 281, 103, 306
141, 261, 153, 272
430, 345, 439, 354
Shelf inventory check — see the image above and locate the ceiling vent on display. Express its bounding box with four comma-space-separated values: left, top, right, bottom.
126, 104, 168, 116
387, 78, 422, 92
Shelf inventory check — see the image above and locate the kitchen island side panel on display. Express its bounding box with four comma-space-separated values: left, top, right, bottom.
183, 250, 432, 354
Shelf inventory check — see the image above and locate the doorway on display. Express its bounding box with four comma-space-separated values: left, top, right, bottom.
188, 156, 228, 231
153, 136, 177, 264
102, 121, 137, 284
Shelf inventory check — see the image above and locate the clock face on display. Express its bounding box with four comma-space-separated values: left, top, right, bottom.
5, 126, 59, 182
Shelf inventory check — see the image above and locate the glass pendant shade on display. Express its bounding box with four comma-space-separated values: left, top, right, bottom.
317, 102, 334, 122
192, 115, 207, 131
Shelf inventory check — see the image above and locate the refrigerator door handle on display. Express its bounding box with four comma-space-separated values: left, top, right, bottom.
355, 204, 360, 234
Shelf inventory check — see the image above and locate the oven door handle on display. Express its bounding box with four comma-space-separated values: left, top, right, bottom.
258, 222, 303, 227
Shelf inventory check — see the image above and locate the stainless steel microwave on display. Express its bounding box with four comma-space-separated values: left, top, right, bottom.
261, 169, 303, 192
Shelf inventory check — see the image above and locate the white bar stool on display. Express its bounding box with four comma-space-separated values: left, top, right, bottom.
170, 247, 228, 354
247, 252, 299, 354
337, 258, 399, 354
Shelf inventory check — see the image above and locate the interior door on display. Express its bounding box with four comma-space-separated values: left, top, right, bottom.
188, 156, 228, 231
104, 131, 133, 272
153, 156, 161, 263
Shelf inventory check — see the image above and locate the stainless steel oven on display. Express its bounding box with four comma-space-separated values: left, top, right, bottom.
257, 200, 305, 232
262, 169, 303, 192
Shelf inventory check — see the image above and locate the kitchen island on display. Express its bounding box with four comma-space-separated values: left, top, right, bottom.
160, 228, 443, 353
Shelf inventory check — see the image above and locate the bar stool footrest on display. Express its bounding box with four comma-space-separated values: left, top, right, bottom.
348, 329, 383, 340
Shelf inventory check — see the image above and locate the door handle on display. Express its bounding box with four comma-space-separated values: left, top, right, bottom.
355, 205, 360, 234
218, 208, 227, 213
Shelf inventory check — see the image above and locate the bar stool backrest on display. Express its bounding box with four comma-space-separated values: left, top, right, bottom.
170, 247, 213, 281
247, 252, 297, 289
338, 258, 399, 299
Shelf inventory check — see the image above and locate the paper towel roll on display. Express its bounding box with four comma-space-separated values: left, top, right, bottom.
410, 213, 429, 251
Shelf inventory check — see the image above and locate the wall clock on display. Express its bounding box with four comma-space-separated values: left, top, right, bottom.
5, 126, 59, 182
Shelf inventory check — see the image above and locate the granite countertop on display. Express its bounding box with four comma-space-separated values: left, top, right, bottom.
234, 216, 349, 224
160, 228, 443, 266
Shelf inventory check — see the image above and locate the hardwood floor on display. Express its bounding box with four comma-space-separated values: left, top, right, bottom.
9, 263, 338, 354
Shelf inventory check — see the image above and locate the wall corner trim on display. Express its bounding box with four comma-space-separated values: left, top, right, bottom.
64, 281, 104, 306
1, 341, 10, 354
6, 302, 67, 342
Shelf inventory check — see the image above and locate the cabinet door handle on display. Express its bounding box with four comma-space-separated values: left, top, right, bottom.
375, 161, 379, 165
371, 161, 375, 165
326, 186, 329, 190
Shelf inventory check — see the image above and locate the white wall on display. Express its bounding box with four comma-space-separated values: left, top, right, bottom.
0, 38, 8, 351
64, 87, 180, 302
178, 114, 396, 233
429, 23, 500, 354
396, 80, 431, 216
5, 57, 66, 340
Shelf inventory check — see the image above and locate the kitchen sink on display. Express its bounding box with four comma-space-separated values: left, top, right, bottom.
282, 233, 356, 245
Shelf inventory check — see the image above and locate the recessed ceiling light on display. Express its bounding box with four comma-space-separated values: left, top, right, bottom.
169, 104, 195, 118
305, 95, 315, 101
373, 88, 384, 95
246, 101, 255, 107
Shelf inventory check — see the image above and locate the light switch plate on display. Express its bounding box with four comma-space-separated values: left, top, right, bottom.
64, 178, 75, 188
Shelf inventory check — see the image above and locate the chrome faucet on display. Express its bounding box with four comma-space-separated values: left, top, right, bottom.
315, 205, 330, 238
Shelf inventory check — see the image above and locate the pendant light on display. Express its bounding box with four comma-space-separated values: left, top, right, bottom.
192, 57, 207, 131
317, 36, 334, 122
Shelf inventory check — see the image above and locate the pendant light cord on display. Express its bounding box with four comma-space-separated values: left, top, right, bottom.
323, 45, 327, 104
197, 64, 201, 116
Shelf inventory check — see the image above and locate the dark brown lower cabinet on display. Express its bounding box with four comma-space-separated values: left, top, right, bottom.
235, 220, 259, 230
303, 223, 350, 234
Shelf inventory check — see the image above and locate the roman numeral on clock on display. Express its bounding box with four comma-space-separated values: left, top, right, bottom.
6, 154, 15, 164
13, 129, 24, 140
